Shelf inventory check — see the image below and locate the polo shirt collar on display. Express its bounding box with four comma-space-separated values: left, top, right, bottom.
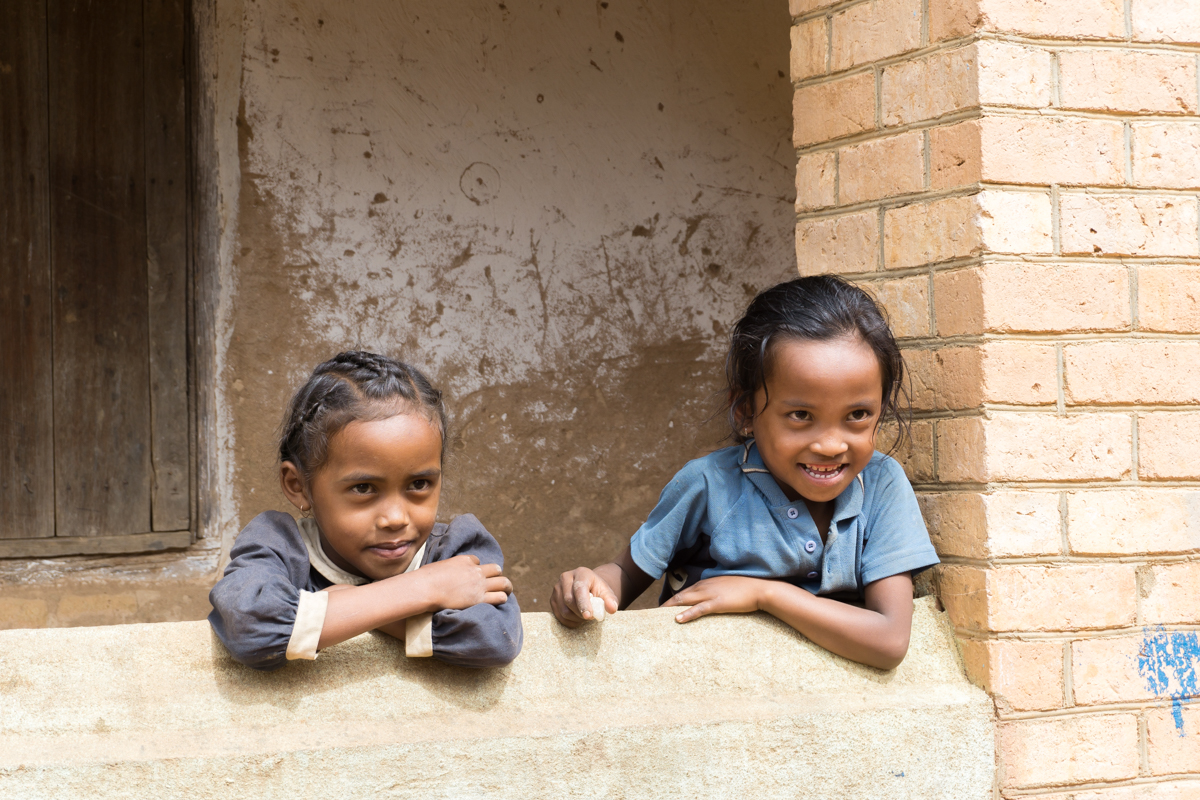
739, 439, 865, 522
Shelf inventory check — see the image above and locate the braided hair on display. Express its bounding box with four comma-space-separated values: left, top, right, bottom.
278, 350, 448, 478
722, 275, 910, 453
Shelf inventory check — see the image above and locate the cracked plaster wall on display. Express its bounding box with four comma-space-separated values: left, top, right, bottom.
223, 0, 796, 609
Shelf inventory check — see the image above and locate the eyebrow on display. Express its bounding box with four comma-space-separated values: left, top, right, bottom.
338, 468, 442, 483
779, 398, 880, 408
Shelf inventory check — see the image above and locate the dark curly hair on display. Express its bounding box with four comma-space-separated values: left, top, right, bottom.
723, 275, 909, 452
278, 350, 448, 478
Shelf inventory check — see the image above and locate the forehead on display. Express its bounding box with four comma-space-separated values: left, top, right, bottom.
764, 336, 883, 395
324, 412, 443, 473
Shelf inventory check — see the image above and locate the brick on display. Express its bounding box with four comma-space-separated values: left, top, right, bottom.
980, 115, 1125, 186
1139, 412, 1200, 480
885, 195, 980, 269
909, 342, 1056, 411
882, 45, 977, 127
0, 597, 49, 630
980, 0, 1125, 39
1043, 781, 1200, 800
930, 0, 981, 42
793, 72, 876, 146
838, 131, 925, 204
790, 17, 827, 82
919, 490, 1062, 559
1072, 636, 1159, 706
937, 565, 988, 630
1069, 489, 1200, 555
1065, 341, 1200, 405
796, 210, 878, 275
960, 638, 1063, 711
868, 274, 929, 338
1000, 713, 1140, 789
977, 39, 1053, 109
831, 0, 921, 72
1142, 563, 1200, 625
1060, 193, 1200, 257
1132, 0, 1200, 44
994, 564, 1137, 632
1061, 50, 1197, 115
977, 189, 1054, 255
1134, 122, 1200, 189
930, 120, 982, 190
938, 412, 1132, 483
934, 263, 1131, 336
885, 418, 935, 482
1148, 705, 1200, 775
795, 151, 837, 211
1138, 265, 1200, 333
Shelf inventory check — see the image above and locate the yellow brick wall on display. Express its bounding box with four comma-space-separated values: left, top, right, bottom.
790, 0, 1200, 795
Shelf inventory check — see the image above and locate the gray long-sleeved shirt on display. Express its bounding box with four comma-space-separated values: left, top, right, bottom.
208, 510, 523, 671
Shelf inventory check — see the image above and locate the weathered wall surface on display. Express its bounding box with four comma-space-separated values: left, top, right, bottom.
224, 0, 797, 610
790, 0, 1200, 796
0, 599, 996, 799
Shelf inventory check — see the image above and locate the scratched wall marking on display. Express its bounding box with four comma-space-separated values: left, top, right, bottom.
1138, 627, 1200, 736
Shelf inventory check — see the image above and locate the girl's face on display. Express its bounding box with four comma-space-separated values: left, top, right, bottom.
281, 412, 443, 581
748, 335, 883, 506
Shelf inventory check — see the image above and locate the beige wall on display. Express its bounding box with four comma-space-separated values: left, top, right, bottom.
790, 0, 1200, 795
220, 0, 797, 610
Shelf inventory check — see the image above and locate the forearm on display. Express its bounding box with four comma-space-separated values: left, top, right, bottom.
595, 549, 654, 610
317, 573, 437, 650
758, 582, 911, 670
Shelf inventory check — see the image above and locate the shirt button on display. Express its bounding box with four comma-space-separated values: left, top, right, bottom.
807, 571, 818, 579
805, 540, 817, 553
786, 507, 799, 519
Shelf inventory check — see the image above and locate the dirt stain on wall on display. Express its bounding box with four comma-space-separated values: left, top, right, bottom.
223, 0, 795, 608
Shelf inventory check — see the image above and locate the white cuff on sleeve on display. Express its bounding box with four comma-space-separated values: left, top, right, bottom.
286, 589, 329, 661
405, 612, 434, 658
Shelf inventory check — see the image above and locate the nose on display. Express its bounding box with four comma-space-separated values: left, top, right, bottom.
810, 426, 849, 457
377, 494, 411, 530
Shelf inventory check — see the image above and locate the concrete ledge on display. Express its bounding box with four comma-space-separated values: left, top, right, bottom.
0, 597, 994, 798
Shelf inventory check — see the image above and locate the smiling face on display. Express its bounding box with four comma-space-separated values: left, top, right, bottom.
746, 335, 884, 508
281, 411, 443, 581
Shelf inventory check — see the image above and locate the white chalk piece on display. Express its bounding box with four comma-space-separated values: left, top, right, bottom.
590, 596, 607, 622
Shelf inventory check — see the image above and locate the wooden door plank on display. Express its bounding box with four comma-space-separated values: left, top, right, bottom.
0, 0, 55, 540
0, 530, 191, 558
145, 0, 191, 531
48, 0, 152, 537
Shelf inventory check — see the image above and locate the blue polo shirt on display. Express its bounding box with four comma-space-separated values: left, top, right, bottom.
629, 441, 939, 600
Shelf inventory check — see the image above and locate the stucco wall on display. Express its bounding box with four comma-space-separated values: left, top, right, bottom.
221, 0, 797, 609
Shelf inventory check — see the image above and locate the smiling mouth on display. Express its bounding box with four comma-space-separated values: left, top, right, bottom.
368, 541, 413, 560
802, 463, 846, 482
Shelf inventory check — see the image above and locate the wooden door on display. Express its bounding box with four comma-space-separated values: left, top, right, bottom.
0, 0, 192, 556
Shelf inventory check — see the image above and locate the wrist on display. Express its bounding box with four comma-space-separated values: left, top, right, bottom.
755, 578, 777, 613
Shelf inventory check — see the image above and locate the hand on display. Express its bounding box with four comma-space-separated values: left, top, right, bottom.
550, 567, 619, 628
416, 553, 513, 611
661, 575, 770, 623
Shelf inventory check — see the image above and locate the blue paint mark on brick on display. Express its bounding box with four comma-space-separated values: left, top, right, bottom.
1137, 627, 1200, 737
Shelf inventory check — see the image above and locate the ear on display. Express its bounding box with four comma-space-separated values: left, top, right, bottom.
280, 461, 311, 512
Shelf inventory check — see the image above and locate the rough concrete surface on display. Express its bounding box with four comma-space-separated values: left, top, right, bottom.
0, 597, 994, 798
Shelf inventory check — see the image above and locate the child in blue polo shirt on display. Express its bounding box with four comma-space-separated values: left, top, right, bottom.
549, 275, 938, 670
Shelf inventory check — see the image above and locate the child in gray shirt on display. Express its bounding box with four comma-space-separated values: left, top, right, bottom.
209, 351, 522, 671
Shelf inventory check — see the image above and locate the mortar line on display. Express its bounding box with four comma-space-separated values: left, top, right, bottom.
1062, 639, 1075, 708
1124, 122, 1134, 186
939, 552, 1200, 568
917, 477, 1200, 490
1131, 412, 1140, 485
922, 129, 931, 190
1055, 343, 1066, 414
825, 14, 833, 75
920, 0, 929, 48
796, 185, 980, 220
993, 699, 1195, 722
1139, 710, 1150, 776
876, 206, 886, 271
1124, 0, 1133, 41
976, 31, 1200, 56
1049, 51, 1061, 108
926, 268, 937, 337
1130, 263, 1140, 331
833, 150, 841, 206
955, 626, 1200, 642
873, 65, 883, 130
898, 333, 1200, 350
1051, 184, 1062, 257
1058, 491, 1070, 556
1006, 775, 1200, 797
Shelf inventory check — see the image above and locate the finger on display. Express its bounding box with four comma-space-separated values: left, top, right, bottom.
571, 579, 595, 620
485, 576, 514, 595
483, 591, 511, 605
479, 562, 502, 578
673, 601, 710, 624
593, 578, 619, 615
550, 588, 583, 628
